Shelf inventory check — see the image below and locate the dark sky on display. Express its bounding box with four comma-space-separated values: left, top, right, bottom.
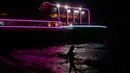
0, 0, 128, 26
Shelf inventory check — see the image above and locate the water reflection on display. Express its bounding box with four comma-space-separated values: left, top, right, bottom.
10, 43, 108, 73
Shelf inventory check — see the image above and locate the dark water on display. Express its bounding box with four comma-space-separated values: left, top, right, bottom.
0, 44, 108, 73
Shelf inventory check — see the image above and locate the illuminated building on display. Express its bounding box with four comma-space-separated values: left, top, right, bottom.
39, 2, 90, 27
0, 2, 107, 28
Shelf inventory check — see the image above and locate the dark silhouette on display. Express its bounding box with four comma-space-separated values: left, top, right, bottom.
66, 46, 77, 73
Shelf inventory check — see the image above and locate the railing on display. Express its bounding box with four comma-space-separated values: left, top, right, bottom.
0, 18, 106, 29
0, 19, 62, 28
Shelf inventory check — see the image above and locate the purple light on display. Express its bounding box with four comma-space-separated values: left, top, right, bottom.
0, 19, 61, 23
0, 25, 106, 29
0, 26, 62, 28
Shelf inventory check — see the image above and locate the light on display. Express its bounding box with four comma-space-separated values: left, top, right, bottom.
50, 14, 58, 18
0, 25, 107, 29
0, 19, 61, 23
79, 7, 82, 10
74, 10, 79, 13
65, 5, 68, 9
48, 24, 51, 27
56, 4, 60, 7
55, 23, 58, 26
61, 14, 66, 18
48, 22, 51, 27
62, 25, 107, 28
69, 24, 73, 26
81, 11, 85, 14
67, 10, 71, 13
0, 26, 62, 29
0, 22, 4, 25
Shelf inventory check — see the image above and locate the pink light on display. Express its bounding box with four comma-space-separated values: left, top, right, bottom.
0, 19, 61, 23
0, 25, 107, 29
0, 26, 62, 28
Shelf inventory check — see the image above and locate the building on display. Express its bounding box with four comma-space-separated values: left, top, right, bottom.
39, 2, 90, 27
0, 2, 90, 27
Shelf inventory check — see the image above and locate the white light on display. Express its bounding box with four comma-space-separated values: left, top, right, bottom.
0, 22, 4, 25
67, 10, 71, 13
74, 10, 79, 13
60, 26, 63, 28
70, 24, 73, 26
57, 4, 60, 7
65, 5, 68, 9
79, 7, 82, 10
81, 11, 85, 14
62, 25, 107, 28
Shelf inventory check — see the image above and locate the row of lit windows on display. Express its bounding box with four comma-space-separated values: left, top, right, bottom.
48, 22, 73, 27
50, 14, 80, 19
48, 22, 59, 27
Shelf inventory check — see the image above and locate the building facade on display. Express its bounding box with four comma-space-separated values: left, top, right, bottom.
40, 2, 88, 27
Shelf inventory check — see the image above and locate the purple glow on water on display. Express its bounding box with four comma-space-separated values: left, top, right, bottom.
11, 47, 64, 73
13, 55, 61, 63
9, 44, 107, 73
